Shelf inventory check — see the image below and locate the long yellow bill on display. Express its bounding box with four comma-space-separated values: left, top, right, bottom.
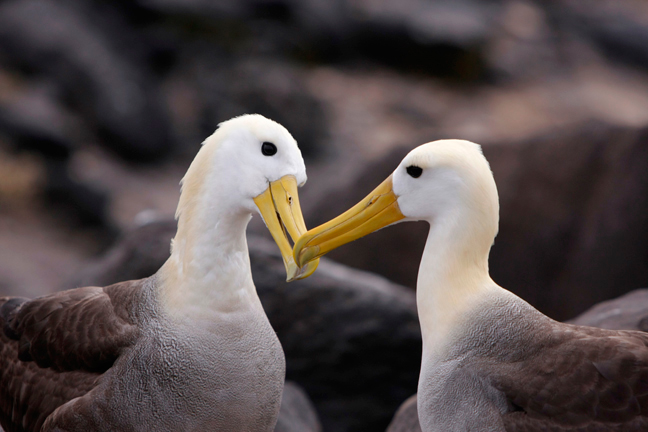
254, 175, 319, 282
294, 175, 405, 268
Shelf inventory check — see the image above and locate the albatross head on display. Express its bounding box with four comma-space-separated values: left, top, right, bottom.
294, 139, 499, 268
175, 114, 318, 281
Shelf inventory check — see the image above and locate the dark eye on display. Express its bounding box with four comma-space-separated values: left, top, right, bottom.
261, 142, 277, 156
406, 165, 422, 178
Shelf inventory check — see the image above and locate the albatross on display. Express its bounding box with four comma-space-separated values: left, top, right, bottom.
294, 139, 648, 431
0, 114, 319, 432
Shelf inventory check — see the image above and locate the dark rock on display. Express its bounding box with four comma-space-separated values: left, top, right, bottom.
0, 0, 172, 161
0, 85, 111, 227
554, 1, 648, 73
0, 87, 77, 161
293, 0, 496, 79
306, 121, 648, 321
274, 381, 322, 432
385, 394, 420, 432
43, 160, 111, 227
135, 0, 494, 79
488, 122, 648, 321
73, 218, 176, 287
186, 56, 328, 159
568, 289, 648, 331
73, 219, 422, 432
341, 0, 495, 79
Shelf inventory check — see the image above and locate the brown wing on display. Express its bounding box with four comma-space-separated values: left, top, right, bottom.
0, 325, 99, 432
491, 322, 648, 429
4, 280, 144, 372
0, 279, 146, 432
504, 411, 648, 431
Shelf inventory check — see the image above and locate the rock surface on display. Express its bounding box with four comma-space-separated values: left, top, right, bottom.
385, 394, 420, 432
568, 288, 648, 331
0, 0, 172, 161
275, 381, 322, 432
73, 218, 422, 432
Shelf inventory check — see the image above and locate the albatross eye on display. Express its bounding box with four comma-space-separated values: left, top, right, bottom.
406, 165, 422, 178
261, 142, 277, 156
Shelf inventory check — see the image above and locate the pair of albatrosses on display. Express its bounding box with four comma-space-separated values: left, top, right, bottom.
2, 117, 648, 432
294, 140, 648, 431
0, 115, 318, 432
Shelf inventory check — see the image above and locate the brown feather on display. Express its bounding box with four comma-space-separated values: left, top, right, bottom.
490, 322, 648, 430
0, 279, 146, 432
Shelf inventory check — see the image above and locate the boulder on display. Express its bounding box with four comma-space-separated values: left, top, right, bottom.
568, 289, 648, 331
0, 87, 76, 160
186, 57, 328, 159
73, 218, 422, 432
0, 86, 110, 226
385, 394, 420, 432
306, 121, 648, 321
134, 0, 495, 80
275, 381, 322, 432
553, 0, 648, 72
0, 0, 172, 161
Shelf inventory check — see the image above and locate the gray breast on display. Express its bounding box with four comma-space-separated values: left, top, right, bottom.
52, 309, 286, 432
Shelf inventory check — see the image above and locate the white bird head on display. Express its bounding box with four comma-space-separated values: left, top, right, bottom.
294, 139, 499, 268
175, 114, 318, 281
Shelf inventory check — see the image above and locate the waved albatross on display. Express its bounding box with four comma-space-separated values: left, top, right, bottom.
294, 140, 648, 431
0, 114, 319, 432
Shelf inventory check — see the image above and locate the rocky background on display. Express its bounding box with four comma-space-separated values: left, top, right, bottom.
1, 0, 648, 431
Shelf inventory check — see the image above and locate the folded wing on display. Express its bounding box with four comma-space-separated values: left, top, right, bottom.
493, 323, 648, 429
0, 279, 146, 432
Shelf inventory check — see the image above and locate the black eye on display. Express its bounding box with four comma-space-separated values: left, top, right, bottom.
261, 142, 277, 156
406, 165, 422, 178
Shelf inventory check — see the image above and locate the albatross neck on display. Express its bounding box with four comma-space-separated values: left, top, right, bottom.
416, 211, 497, 355
158, 176, 261, 319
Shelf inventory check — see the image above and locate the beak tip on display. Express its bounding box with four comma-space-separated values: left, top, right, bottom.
285, 262, 300, 282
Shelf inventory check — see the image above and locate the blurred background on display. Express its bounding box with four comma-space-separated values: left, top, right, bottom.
1, 0, 648, 429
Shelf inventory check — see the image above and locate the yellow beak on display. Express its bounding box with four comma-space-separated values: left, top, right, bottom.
294, 175, 405, 268
254, 175, 319, 282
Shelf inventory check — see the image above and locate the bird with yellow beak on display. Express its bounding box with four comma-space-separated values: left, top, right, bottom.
294, 139, 648, 432
0, 114, 318, 432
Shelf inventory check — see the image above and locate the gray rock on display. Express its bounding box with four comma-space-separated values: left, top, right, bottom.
553, 1, 648, 73
73, 218, 176, 288
0, 86, 110, 226
0, 87, 76, 160
184, 56, 328, 159
275, 381, 322, 432
73, 219, 422, 432
568, 289, 648, 331
385, 394, 420, 432
134, 0, 496, 79
0, 0, 171, 161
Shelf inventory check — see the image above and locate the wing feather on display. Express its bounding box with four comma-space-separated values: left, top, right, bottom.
0, 279, 148, 432
491, 322, 648, 429
4, 280, 144, 372
0, 314, 99, 432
